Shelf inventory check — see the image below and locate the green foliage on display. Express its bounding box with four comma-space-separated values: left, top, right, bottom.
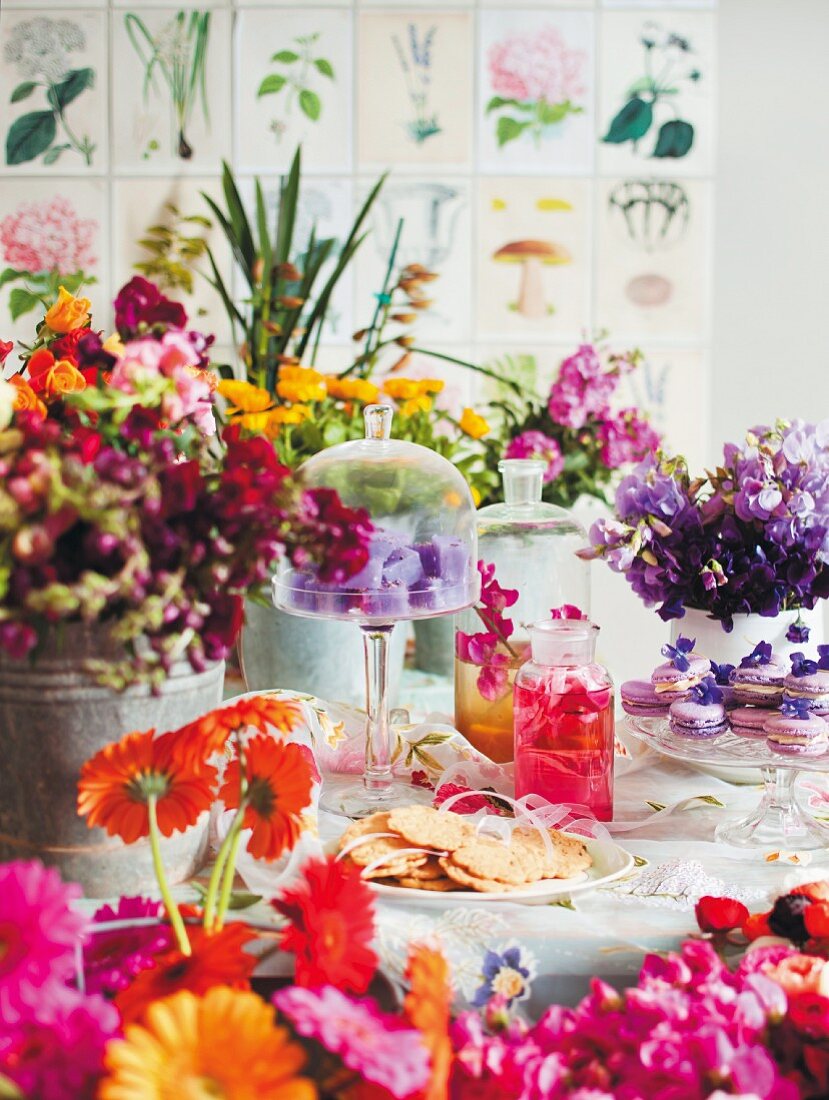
603, 96, 653, 144
257, 33, 335, 128
5, 68, 95, 166
489, 95, 583, 149
134, 203, 212, 295
2, 269, 95, 322
653, 119, 695, 158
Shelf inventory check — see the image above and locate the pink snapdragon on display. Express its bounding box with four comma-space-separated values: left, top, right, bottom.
548, 344, 619, 429
598, 408, 661, 469
505, 430, 565, 483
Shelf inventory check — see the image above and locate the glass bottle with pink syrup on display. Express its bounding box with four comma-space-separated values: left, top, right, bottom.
513, 619, 614, 821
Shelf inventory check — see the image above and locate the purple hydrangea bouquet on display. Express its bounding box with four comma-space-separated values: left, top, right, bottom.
582, 420, 829, 629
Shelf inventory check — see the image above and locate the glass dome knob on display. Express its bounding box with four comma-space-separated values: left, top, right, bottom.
499, 458, 546, 506
364, 403, 393, 440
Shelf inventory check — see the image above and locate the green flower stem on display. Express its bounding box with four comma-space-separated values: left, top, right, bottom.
147, 794, 191, 956
340, 216, 404, 380
214, 815, 247, 930
202, 808, 238, 930
204, 735, 248, 931
410, 346, 525, 398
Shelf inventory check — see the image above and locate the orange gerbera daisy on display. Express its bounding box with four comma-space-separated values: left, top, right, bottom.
101, 986, 314, 1100
114, 922, 258, 1025
404, 945, 453, 1100
77, 729, 216, 844
169, 695, 303, 771
219, 735, 313, 861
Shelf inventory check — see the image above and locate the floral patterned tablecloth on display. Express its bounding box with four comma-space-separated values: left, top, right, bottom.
203, 678, 829, 1017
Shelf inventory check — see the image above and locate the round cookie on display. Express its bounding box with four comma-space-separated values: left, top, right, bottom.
388, 805, 474, 852
395, 875, 460, 892
404, 856, 445, 881
729, 706, 773, 738
450, 837, 544, 885
766, 712, 829, 756
439, 857, 518, 894
339, 812, 428, 876
669, 696, 728, 739
512, 827, 592, 879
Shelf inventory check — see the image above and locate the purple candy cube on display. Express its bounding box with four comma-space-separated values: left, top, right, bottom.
382, 546, 425, 588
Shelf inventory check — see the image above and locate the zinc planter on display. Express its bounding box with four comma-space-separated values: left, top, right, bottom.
0, 623, 223, 898
239, 599, 407, 707
413, 615, 456, 677
670, 606, 826, 666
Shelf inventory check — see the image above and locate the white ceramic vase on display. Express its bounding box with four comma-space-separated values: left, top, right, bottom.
669, 606, 826, 666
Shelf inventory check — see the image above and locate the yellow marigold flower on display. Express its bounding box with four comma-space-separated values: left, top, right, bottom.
266, 405, 311, 432
277, 365, 326, 404
324, 375, 380, 404
217, 379, 273, 414
382, 377, 420, 401
459, 407, 490, 440
400, 395, 432, 417
102, 332, 125, 357
44, 286, 91, 334
417, 378, 445, 396
235, 411, 273, 434
99, 986, 314, 1100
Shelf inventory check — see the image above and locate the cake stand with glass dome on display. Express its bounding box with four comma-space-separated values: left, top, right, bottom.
274, 404, 479, 818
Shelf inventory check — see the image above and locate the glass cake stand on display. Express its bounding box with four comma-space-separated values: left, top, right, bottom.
274, 404, 479, 818
626, 716, 829, 850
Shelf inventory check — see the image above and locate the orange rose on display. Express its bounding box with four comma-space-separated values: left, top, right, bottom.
8, 375, 46, 418
44, 358, 87, 396
765, 953, 827, 995
44, 286, 92, 334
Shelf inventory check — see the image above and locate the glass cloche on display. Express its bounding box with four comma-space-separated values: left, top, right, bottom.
274, 404, 479, 816
455, 459, 590, 764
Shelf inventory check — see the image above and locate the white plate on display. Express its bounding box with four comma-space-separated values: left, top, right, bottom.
366, 833, 635, 907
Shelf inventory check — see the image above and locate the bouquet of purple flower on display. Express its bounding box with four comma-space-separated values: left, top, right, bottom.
582, 421, 829, 628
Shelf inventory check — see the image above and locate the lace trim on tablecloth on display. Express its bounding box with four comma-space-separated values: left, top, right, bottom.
605, 857, 766, 911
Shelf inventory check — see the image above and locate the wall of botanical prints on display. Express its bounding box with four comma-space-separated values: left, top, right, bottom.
0, 0, 716, 467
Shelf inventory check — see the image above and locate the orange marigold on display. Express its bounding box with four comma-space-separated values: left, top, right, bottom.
220, 735, 314, 861
77, 729, 216, 844
404, 945, 452, 1100
113, 923, 259, 1025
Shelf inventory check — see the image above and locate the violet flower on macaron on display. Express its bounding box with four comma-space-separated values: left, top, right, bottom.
740, 641, 774, 668
790, 651, 819, 678
690, 677, 723, 706
661, 635, 696, 672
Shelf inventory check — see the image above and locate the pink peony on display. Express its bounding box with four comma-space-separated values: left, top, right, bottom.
273, 985, 430, 1099
83, 896, 172, 996
0, 985, 118, 1100
0, 196, 96, 273
488, 26, 586, 105
504, 430, 565, 483
0, 860, 87, 1024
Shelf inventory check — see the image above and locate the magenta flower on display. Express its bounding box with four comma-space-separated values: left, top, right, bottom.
0, 985, 118, 1100
273, 985, 430, 1099
504, 430, 564, 483
548, 344, 618, 429
0, 861, 87, 1024
83, 896, 172, 996
597, 408, 661, 469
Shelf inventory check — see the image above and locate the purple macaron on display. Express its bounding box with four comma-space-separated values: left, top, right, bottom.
781, 651, 829, 714
729, 706, 774, 738
621, 680, 669, 718
729, 641, 784, 706
652, 635, 711, 702
669, 677, 728, 739
765, 701, 829, 756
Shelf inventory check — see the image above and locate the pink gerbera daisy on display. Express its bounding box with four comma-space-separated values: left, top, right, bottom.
0, 985, 118, 1100
84, 897, 172, 996
0, 861, 87, 1023
273, 985, 430, 1099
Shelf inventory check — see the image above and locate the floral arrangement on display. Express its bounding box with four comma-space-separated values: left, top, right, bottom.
582, 420, 829, 627
0, 278, 371, 684
475, 341, 661, 509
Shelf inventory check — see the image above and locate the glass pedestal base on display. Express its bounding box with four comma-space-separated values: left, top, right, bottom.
715, 766, 829, 850
319, 773, 435, 819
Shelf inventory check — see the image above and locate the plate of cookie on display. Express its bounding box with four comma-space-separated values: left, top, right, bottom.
335, 805, 635, 906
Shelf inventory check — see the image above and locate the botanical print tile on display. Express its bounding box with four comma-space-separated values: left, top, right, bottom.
477, 9, 595, 175
476, 177, 592, 340
235, 8, 352, 174
481, 0, 593, 6
357, 11, 473, 168
112, 177, 235, 346
239, 0, 349, 7
604, 1, 715, 8
598, 11, 715, 177
0, 9, 108, 174
111, 7, 231, 173
595, 177, 710, 340
4, 0, 106, 8
620, 345, 709, 468
355, 177, 472, 345
0, 179, 109, 345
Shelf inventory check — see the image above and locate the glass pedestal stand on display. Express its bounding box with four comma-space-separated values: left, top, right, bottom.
318, 623, 433, 819
626, 717, 829, 851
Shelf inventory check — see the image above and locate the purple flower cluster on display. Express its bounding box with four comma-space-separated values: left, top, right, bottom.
582, 421, 829, 627
451, 939, 799, 1100
504, 430, 564, 483
547, 344, 622, 429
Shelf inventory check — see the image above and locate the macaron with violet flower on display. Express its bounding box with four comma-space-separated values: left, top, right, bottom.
620, 680, 669, 718
730, 706, 773, 739
651, 636, 711, 702
710, 660, 737, 708
766, 697, 829, 757
781, 649, 829, 715
669, 677, 729, 739
729, 642, 784, 706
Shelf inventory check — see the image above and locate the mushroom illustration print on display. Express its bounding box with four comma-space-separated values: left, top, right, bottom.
493, 239, 571, 319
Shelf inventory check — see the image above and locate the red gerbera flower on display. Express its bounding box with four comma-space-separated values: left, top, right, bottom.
114, 922, 258, 1024
272, 855, 377, 993
219, 735, 313, 861
169, 695, 302, 772
77, 729, 216, 844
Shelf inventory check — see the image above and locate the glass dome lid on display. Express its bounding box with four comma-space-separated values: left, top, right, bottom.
274, 404, 480, 624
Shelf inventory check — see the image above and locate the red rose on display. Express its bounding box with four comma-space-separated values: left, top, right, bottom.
695, 895, 750, 933
789, 992, 829, 1039
114, 276, 187, 335
68, 426, 103, 465
51, 327, 89, 363
158, 460, 203, 518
